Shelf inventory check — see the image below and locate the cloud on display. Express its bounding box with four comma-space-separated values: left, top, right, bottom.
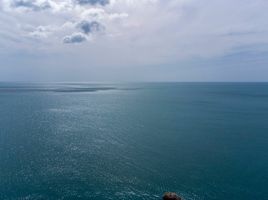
63, 33, 87, 44
75, 0, 109, 6
61, 21, 104, 44
2, 0, 74, 12
8, 0, 52, 11
28, 26, 51, 38
1, 0, 268, 68
77, 20, 104, 34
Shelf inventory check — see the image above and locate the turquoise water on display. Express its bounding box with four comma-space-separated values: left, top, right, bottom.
0, 83, 267, 200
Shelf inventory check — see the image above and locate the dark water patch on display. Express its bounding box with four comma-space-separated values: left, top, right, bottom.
52, 87, 116, 93
0, 85, 116, 93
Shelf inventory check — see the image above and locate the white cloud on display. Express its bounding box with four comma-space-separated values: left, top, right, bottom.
63, 32, 88, 43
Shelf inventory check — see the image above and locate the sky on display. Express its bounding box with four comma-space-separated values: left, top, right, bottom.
0, 0, 268, 82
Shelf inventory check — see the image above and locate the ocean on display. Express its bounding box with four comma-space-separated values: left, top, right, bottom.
0, 83, 267, 200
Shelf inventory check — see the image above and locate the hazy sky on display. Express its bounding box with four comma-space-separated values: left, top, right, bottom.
1, 0, 268, 82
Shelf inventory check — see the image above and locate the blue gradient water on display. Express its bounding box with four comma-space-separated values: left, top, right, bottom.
0, 83, 267, 200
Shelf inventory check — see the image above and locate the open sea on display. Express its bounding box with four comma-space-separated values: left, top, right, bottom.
0, 82, 267, 200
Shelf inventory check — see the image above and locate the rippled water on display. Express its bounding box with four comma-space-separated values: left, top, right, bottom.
0, 83, 267, 200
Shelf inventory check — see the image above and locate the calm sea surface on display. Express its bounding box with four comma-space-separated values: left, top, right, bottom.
0, 83, 267, 200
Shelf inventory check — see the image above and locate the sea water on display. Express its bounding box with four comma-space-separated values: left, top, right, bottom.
0, 83, 267, 200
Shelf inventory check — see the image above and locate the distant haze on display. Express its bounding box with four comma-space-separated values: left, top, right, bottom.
1, 0, 268, 82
